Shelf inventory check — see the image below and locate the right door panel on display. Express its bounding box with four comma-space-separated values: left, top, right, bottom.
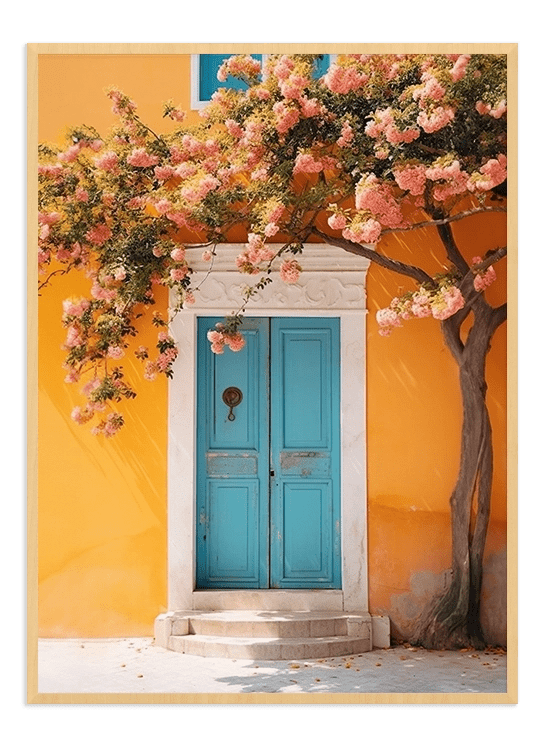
269, 318, 341, 588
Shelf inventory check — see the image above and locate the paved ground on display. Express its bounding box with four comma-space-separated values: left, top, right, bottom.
37, 637, 507, 695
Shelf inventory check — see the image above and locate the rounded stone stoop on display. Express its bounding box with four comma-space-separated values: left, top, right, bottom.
157, 610, 374, 660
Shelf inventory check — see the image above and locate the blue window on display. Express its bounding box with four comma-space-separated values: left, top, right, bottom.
198, 54, 263, 102
191, 54, 334, 109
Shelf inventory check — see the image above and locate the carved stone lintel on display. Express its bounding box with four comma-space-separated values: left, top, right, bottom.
184, 244, 369, 312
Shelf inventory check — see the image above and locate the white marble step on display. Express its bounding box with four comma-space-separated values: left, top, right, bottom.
172, 610, 370, 639
168, 633, 372, 660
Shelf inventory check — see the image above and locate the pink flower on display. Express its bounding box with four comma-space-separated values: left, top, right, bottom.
272, 102, 300, 134
417, 106, 455, 133
64, 325, 83, 348
342, 219, 382, 244
226, 333, 245, 352
393, 164, 427, 196
94, 151, 119, 171
154, 165, 175, 181
376, 308, 400, 327
170, 246, 186, 262
450, 54, 471, 82
336, 120, 354, 147
127, 148, 159, 168
279, 259, 302, 284
355, 174, 404, 229
62, 297, 90, 317
323, 63, 369, 93
170, 266, 188, 281
431, 286, 465, 320
86, 223, 112, 246
327, 213, 347, 231
75, 188, 89, 202
71, 405, 94, 424
155, 198, 173, 215
58, 144, 81, 163
202, 250, 213, 262
38, 211, 61, 225
107, 345, 124, 360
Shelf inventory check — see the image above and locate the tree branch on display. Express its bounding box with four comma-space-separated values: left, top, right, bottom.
312, 228, 433, 285
380, 207, 507, 238
436, 221, 470, 275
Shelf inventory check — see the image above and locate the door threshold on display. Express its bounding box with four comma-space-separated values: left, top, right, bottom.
192, 589, 344, 611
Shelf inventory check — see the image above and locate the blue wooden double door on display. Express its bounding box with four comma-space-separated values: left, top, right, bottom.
196, 317, 341, 589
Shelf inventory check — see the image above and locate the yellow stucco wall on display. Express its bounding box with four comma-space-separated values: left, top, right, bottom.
37, 53, 507, 641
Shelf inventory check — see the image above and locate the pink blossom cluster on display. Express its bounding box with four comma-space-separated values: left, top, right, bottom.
154, 165, 175, 182
170, 266, 189, 282
57, 143, 82, 163
272, 101, 300, 134
393, 164, 427, 195
327, 212, 347, 231
90, 279, 118, 301
272, 55, 295, 81
107, 345, 125, 360
475, 99, 507, 118
225, 119, 244, 139
91, 412, 124, 438
413, 73, 447, 104
166, 104, 186, 123
279, 258, 302, 284
280, 73, 310, 100
468, 154, 507, 192
144, 337, 178, 380
416, 106, 455, 134
207, 328, 246, 355
217, 55, 262, 83
365, 108, 420, 145
236, 233, 276, 272
342, 218, 382, 245
299, 97, 323, 118
355, 174, 405, 229
337, 120, 354, 148
94, 151, 119, 172
63, 324, 84, 349
323, 62, 369, 93
472, 256, 497, 292
376, 283, 465, 335
39, 211, 61, 226
450, 54, 471, 82
180, 173, 220, 205
127, 148, 159, 168
293, 152, 337, 175
38, 163, 65, 179
430, 285, 465, 320
86, 223, 112, 246
425, 159, 468, 201
106, 88, 137, 117
62, 297, 91, 318
71, 405, 94, 425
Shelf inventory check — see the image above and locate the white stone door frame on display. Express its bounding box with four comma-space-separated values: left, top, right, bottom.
167, 244, 370, 612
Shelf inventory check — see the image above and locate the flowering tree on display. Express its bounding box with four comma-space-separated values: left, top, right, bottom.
38, 53, 507, 649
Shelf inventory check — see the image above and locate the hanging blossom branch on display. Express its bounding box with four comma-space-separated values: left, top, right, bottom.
38, 52, 508, 436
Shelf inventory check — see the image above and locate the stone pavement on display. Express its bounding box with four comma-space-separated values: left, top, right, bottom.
37, 637, 507, 695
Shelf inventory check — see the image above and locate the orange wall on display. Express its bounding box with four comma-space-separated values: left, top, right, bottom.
37, 54, 507, 641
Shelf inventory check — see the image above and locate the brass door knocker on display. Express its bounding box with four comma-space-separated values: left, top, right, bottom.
222, 387, 243, 421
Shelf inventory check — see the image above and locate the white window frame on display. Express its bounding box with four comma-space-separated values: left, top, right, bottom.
190, 53, 337, 110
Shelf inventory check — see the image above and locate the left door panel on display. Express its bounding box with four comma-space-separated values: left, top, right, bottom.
196, 317, 270, 588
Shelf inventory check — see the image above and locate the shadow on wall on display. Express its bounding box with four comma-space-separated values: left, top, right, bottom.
387, 548, 507, 647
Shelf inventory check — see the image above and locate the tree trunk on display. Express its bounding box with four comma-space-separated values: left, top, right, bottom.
411, 301, 505, 650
